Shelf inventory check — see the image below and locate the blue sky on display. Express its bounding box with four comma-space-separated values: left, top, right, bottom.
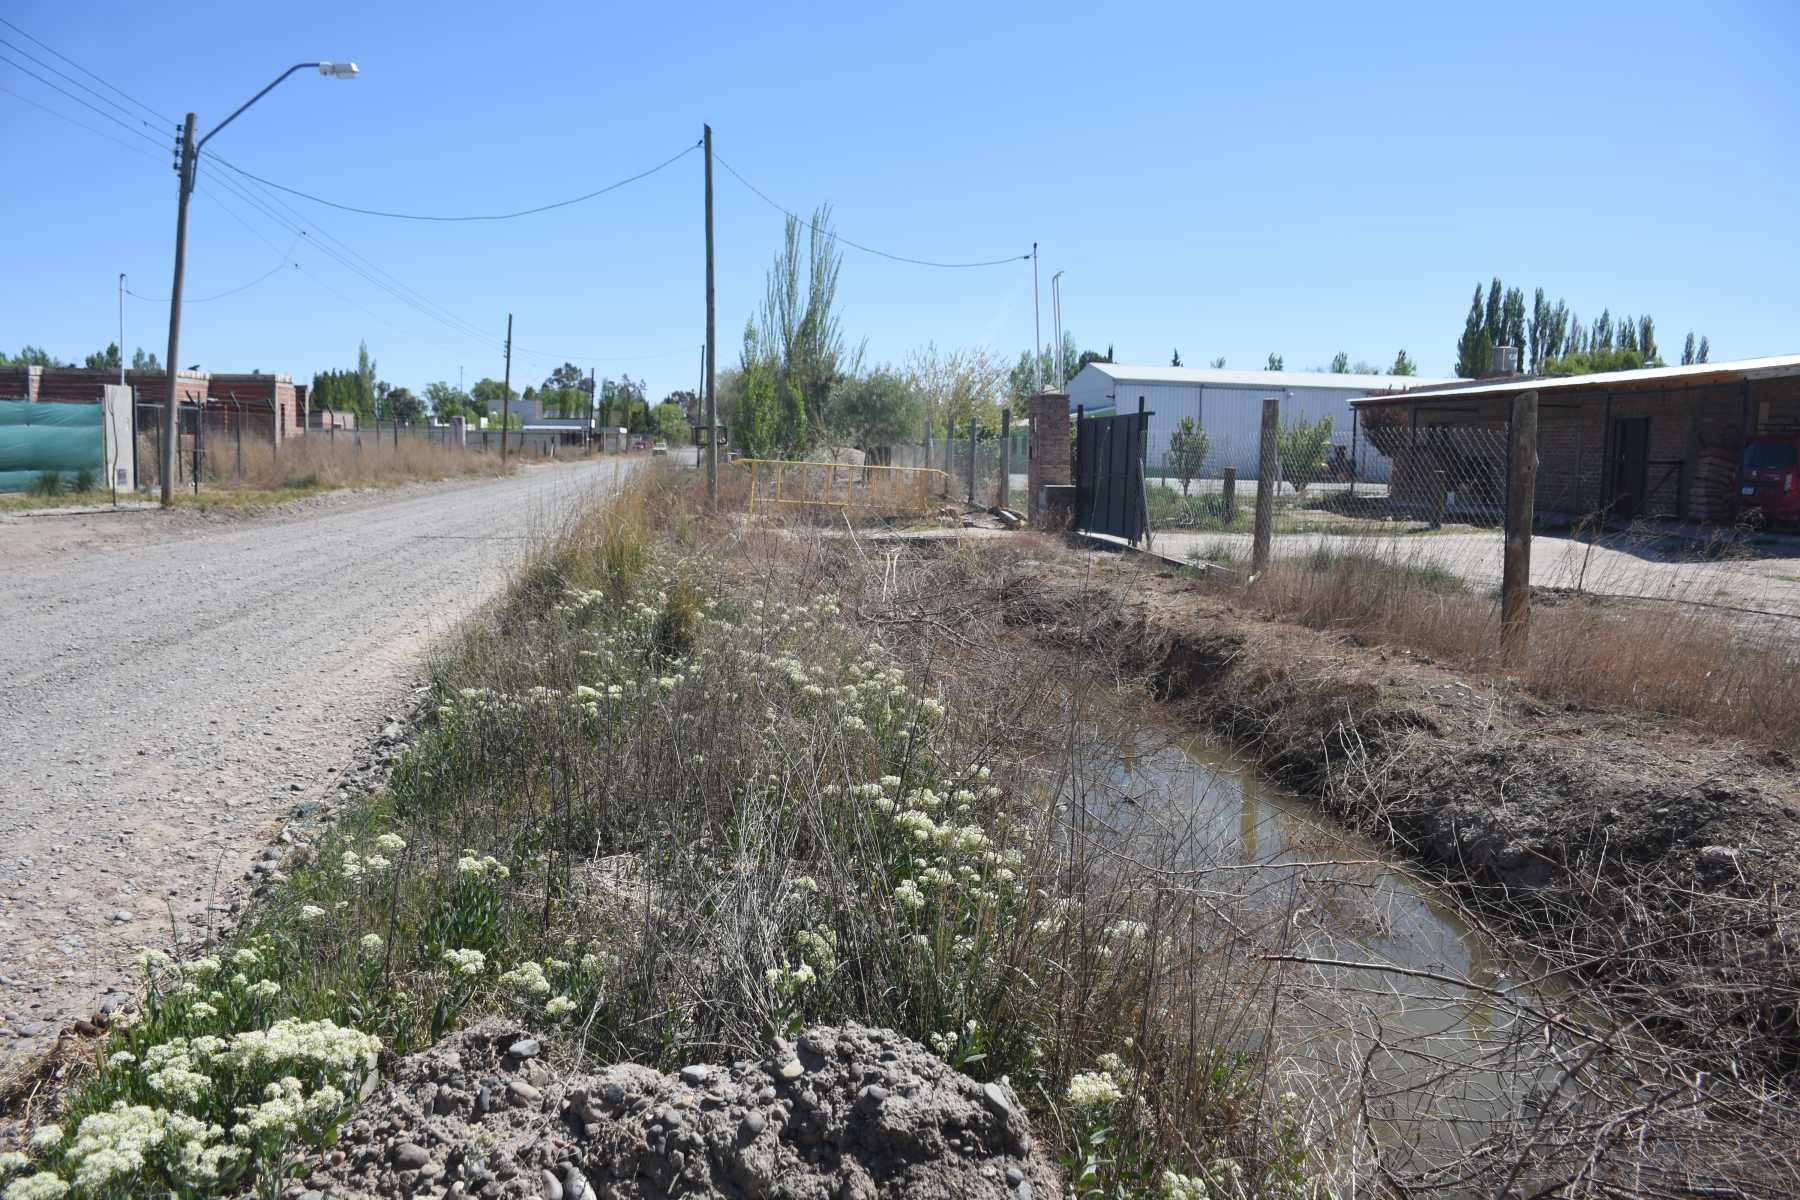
2, 0, 1795, 400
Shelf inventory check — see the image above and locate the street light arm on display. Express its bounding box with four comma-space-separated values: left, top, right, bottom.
196, 63, 321, 154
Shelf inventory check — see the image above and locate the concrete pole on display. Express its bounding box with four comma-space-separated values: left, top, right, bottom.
159, 113, 197, 506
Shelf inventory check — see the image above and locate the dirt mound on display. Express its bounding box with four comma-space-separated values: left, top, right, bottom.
298, 1020, 1058, 1199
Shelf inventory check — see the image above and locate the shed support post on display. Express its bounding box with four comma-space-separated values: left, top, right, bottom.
1502, 390, 1539, 664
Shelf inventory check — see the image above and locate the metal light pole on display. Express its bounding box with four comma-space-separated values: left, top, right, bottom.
159, 61, 358, 506
1051, 270, 1066, 389
117, 274, 127, 386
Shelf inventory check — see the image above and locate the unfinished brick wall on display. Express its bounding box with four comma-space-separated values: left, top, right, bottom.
1026, 392, 1070, 518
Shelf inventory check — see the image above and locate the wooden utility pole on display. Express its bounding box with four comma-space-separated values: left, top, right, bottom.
1501, 389, 1539, 663
1221, 467, 1237, 525
1252, 395, 1279, 576
704, 124, 718, 503
500, 313, 513, 464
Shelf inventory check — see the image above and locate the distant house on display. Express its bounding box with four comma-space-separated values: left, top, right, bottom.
1062, 363, 1452, 482
1349, 353, 1800, 525
0, 365, 305, 442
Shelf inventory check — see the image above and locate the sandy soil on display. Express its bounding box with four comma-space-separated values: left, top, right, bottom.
0, 460, 632, 1076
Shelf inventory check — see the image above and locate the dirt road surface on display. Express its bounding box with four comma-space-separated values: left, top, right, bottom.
0, 459, 630, 1076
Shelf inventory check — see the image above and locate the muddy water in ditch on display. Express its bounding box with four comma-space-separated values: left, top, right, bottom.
1085, 734, 1571, 1177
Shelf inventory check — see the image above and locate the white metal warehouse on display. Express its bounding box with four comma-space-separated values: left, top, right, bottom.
1062, 363, 1452, 483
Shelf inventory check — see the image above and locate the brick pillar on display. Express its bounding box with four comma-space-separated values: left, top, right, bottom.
1027, 391, 1070, 520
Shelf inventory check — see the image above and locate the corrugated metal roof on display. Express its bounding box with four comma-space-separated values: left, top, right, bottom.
1074, 362, 1455, 391
1348, 353, 1800, 406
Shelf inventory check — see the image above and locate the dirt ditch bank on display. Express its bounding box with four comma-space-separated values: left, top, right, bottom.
996, 543, 1800, 1074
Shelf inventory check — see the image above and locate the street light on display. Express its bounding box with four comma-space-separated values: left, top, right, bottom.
158, 61, 358, 505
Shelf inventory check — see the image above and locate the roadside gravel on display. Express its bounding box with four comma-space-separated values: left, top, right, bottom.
0, 459, 631, 1076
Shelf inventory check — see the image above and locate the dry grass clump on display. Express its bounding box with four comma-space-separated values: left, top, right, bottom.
131, 430, 516, 497
1213, 540, 1800, 748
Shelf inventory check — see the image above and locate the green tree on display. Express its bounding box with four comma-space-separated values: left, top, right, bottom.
131, 347, 161, 371
1007, 331, 1081, 405
1168, 415, 1209, 496
424, 381, 474, 420
1539, 347, 1646, 376
826, 367, 924, 452
84, 342, 122, 371
1209, 356, 1226, 368
1329, 351, 1349, 373
1501, 286, 1527, 358
651, 401, 689, 444
907, 343, 1005, 438
1390, 349, 1417, 376
1637, 315, 1657, 364
1455, 284, 1491, 378
1265, 353, 1283, 371
1681, 332, 1697, 365
1075, 347, 1113, 373
355, 341, 376, 412
758, 205, 847, 434
383, 387, 424, 423
1697, 336, 1710, 363
1277, 413, 1334, 492
470, 377, 518, 426
1170, 348, 1183, 367
3, 345, 64, 367
1484, 278, 1503, 346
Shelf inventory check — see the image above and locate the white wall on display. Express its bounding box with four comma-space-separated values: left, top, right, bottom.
1064, 367, 1397, 482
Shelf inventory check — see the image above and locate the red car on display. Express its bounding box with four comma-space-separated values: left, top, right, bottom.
1739, 435, 1800, 524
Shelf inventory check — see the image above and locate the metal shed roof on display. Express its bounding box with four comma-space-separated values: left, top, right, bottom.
1348, 353, 1800, 407
1073, 362, 1454, 391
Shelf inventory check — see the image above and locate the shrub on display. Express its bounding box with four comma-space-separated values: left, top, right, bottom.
30, 471, 64, 497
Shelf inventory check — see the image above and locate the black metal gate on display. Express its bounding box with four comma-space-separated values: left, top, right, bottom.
1075, 409, 1151, 544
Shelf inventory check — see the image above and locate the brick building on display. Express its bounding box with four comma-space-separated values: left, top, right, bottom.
0, 365, 305, 443
1349, 354, 1800, 525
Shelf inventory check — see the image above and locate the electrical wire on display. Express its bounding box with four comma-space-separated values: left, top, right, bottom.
125, 235, 303, 303
0, 15, 172, 124
0, 48, 173, 152
0, 82, 166, 166
712, 150, 1030, 269
209, 140, 701, 223
0, 32, 167, 136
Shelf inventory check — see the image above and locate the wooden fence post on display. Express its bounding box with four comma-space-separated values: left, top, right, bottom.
941, 415, 952, 496
998, 407, 1011, 509
967, 417, 977, 506
1502, 389, 1539, 663
1252, 395, 1279, 576
1222, 467, 1237, 525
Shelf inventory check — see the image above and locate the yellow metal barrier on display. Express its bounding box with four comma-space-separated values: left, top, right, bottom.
737, 459, 949, 517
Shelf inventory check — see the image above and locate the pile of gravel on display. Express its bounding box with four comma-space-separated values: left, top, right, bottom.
295, 1019, 1059, 1199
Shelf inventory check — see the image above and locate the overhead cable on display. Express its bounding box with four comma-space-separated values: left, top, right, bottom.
711, 150, 1029, 269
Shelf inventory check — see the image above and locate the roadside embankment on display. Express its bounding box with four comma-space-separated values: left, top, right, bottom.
1001, 546, 1800, 1075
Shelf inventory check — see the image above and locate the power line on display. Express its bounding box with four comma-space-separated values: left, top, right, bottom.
0, 48, 172, 152
712, 149, 1030, 269
209, 140, 701, 222
0, 32, 166, 135
0, 82, 166, 166
0, 15, 172, 125
126, 235, 302, 303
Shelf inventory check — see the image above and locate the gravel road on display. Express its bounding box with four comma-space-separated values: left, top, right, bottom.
0, 459, 630, 1075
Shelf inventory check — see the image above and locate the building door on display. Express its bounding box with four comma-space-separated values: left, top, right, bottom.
1610, 417, 1650, 519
